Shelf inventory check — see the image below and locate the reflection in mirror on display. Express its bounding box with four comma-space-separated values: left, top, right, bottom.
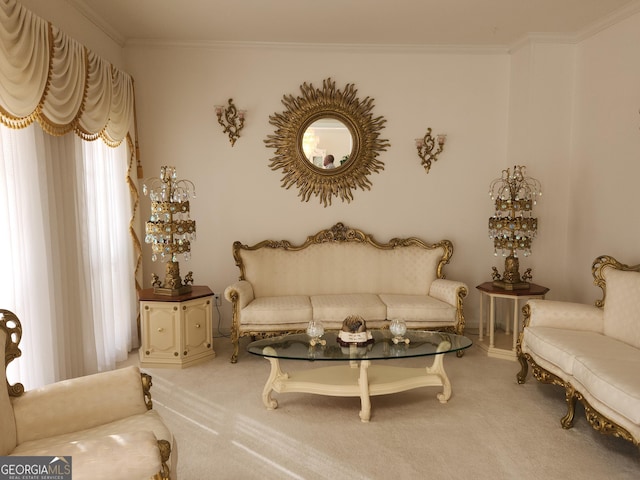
303, 119, 353, 169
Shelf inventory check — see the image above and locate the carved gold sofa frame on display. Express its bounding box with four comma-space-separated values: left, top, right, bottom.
517, 255, 640, 447
1, 310, 175, 479
225, 222, 468, 363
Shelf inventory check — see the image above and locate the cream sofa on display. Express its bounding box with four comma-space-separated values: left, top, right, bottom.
517, 255, 640, 447
224, 223, 468, 363
0, 310, 176, 479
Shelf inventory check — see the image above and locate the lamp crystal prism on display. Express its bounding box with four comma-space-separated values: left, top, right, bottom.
143, 166, 196, 296
488, 165, 541, 290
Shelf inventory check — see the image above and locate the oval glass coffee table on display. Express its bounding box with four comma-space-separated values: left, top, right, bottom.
247, 330, 472, 422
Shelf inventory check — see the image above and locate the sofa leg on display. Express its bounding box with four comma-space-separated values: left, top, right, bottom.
231, 336, 239, 363
516, 353, 528, 384
227, 318, 240, 363
561, 385, 577, 429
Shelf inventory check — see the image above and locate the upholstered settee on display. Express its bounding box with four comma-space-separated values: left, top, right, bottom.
517, 255, 640, 447
0, 310, 176, 479
224, 223, 468, 363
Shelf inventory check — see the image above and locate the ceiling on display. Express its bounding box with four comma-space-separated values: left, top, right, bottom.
69, 0, 637, 48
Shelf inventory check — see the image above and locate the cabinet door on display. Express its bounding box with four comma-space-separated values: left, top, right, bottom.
182, 297, 213, 357
141, 302, 181, 361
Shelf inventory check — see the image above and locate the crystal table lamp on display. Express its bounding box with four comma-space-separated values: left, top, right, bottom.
143, 166, 196, 296
488, 165, 541, 290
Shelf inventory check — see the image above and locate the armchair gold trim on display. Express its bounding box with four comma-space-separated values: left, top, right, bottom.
592, 254, 640, 308
1, 309, 24, 397
142, 372, 153, 410
155, 439, 172, 480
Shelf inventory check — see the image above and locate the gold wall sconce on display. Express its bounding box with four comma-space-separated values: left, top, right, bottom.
215, 98, 246, 146
415, 128, 446, 173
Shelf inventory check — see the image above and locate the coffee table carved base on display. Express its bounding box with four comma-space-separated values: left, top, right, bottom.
261, 341, 453, 422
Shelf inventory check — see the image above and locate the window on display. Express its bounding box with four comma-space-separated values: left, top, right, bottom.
0, 123, 137, 389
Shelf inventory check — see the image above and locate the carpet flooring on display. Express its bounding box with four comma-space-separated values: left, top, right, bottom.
127, 332, 640, 479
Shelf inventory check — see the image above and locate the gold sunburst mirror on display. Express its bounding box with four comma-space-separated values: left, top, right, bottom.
265, 78, 390, 206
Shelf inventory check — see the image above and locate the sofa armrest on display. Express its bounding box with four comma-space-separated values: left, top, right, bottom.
525, 299, 604, 333
429, 279, 468, 337
11, 431, 164, 480
12, 366, 149, 444
429, 279, 468, 306
225, 280, 256, 363
224, 280, 254, 309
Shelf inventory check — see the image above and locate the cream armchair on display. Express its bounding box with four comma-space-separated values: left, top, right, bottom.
1, 310, 176, 479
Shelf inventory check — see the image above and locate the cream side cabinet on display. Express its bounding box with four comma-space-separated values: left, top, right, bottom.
139, 286, 216, 368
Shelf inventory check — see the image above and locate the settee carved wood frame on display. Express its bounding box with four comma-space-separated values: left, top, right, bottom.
228, 222, 467, 363
515, 256, 640, 447
0, 310, 172, 479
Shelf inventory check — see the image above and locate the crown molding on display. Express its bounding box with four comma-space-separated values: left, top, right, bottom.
123, 39, 509, 55
509, 0, 640, 52
65, 0, 125, 46
574, 0, 640, 43
508, 33, 576, 53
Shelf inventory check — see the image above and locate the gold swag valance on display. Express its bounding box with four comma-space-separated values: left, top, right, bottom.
0, 0, 135, 146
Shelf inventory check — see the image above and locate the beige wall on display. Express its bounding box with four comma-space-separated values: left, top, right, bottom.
125, 43, 510, 330
505, 41, 576, 299
568, 12, 640, 303
20, 1, 640, 331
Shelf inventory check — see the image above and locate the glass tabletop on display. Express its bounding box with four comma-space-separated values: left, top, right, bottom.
247, 330, 472, 361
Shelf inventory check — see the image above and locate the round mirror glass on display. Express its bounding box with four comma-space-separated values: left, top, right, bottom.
302, 118, 353, 170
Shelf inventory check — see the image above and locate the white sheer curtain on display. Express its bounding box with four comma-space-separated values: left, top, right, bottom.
0, 123, 137, 390
80, 136, 137, 369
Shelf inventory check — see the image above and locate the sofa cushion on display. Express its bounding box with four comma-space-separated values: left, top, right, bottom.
603, 268, 640, 349
241, 296, 312, 325
310, 294, 387, 323
380, 294, 456, 324
10, 430, 162, 480
523, 327, 620, 375
573, 355, 640, 425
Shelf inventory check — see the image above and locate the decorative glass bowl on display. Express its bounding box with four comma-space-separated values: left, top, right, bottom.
306, 320, 326, 346
390, 319, 410, 345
